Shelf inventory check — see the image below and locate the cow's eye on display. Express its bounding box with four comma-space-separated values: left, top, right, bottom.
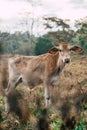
69, 48, 72, 51
59, 49, 62, 52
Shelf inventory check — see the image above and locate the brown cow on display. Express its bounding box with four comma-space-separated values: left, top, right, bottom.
7, 42, 83, 107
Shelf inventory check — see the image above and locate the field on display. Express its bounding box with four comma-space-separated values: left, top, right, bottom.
0, 54, 87, 130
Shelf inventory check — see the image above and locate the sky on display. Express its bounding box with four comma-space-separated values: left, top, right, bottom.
0, 0, 87, 34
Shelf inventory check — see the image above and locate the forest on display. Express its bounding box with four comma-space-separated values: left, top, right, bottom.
0, 17, 87, 56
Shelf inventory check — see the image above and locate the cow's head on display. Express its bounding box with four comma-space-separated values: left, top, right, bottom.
49, 42, 83, 64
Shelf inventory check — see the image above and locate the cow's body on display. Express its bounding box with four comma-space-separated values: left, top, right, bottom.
7, 42, 83, 106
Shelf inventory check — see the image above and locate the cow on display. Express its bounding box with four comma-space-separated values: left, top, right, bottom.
6, 42, 83, 107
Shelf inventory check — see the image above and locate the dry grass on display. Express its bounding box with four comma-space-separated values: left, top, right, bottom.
0, 54, 87, 130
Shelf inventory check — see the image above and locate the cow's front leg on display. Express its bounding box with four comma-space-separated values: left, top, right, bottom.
44, 86, 51, 107
44, 84, 53, 107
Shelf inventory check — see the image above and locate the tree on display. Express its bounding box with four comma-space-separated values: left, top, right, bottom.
0, 31, 36, 55
43, 17, 75, 44
0, 43, 3, 54
35, 36, 53, 55
74, 17, 87, 52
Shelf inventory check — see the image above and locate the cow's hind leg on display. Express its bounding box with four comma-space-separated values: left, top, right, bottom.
15, 76, 22, 87
6, 76, 22, 93
7, 58, 22, 92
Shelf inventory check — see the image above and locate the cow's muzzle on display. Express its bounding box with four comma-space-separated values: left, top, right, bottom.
64, 58, 70, 64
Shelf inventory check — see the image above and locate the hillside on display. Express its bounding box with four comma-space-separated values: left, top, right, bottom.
0, 55, 87, 130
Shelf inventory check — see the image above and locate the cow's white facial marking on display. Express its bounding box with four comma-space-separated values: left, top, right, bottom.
58, 43, 71, 64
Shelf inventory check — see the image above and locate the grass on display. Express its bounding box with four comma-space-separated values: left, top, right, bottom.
74, 120, 87, 130
51, 120, 62, 130
0, 55, 87, 129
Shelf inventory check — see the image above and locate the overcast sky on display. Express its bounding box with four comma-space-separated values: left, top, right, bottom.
0, 0, 87, 33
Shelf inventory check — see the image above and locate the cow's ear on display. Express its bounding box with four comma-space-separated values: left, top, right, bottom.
49, 47, 58, 54
70, 46, 83, 54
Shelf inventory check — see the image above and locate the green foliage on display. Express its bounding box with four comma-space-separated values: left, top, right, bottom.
51, 120, 62, 130
35, 36, 53, 55
0, 43, 3, 54
74, 21, 87, 53
0, 31, 36, 55
74, 120, 87, 130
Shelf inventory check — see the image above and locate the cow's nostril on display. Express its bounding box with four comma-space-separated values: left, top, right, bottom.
65, 59, 70, 63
